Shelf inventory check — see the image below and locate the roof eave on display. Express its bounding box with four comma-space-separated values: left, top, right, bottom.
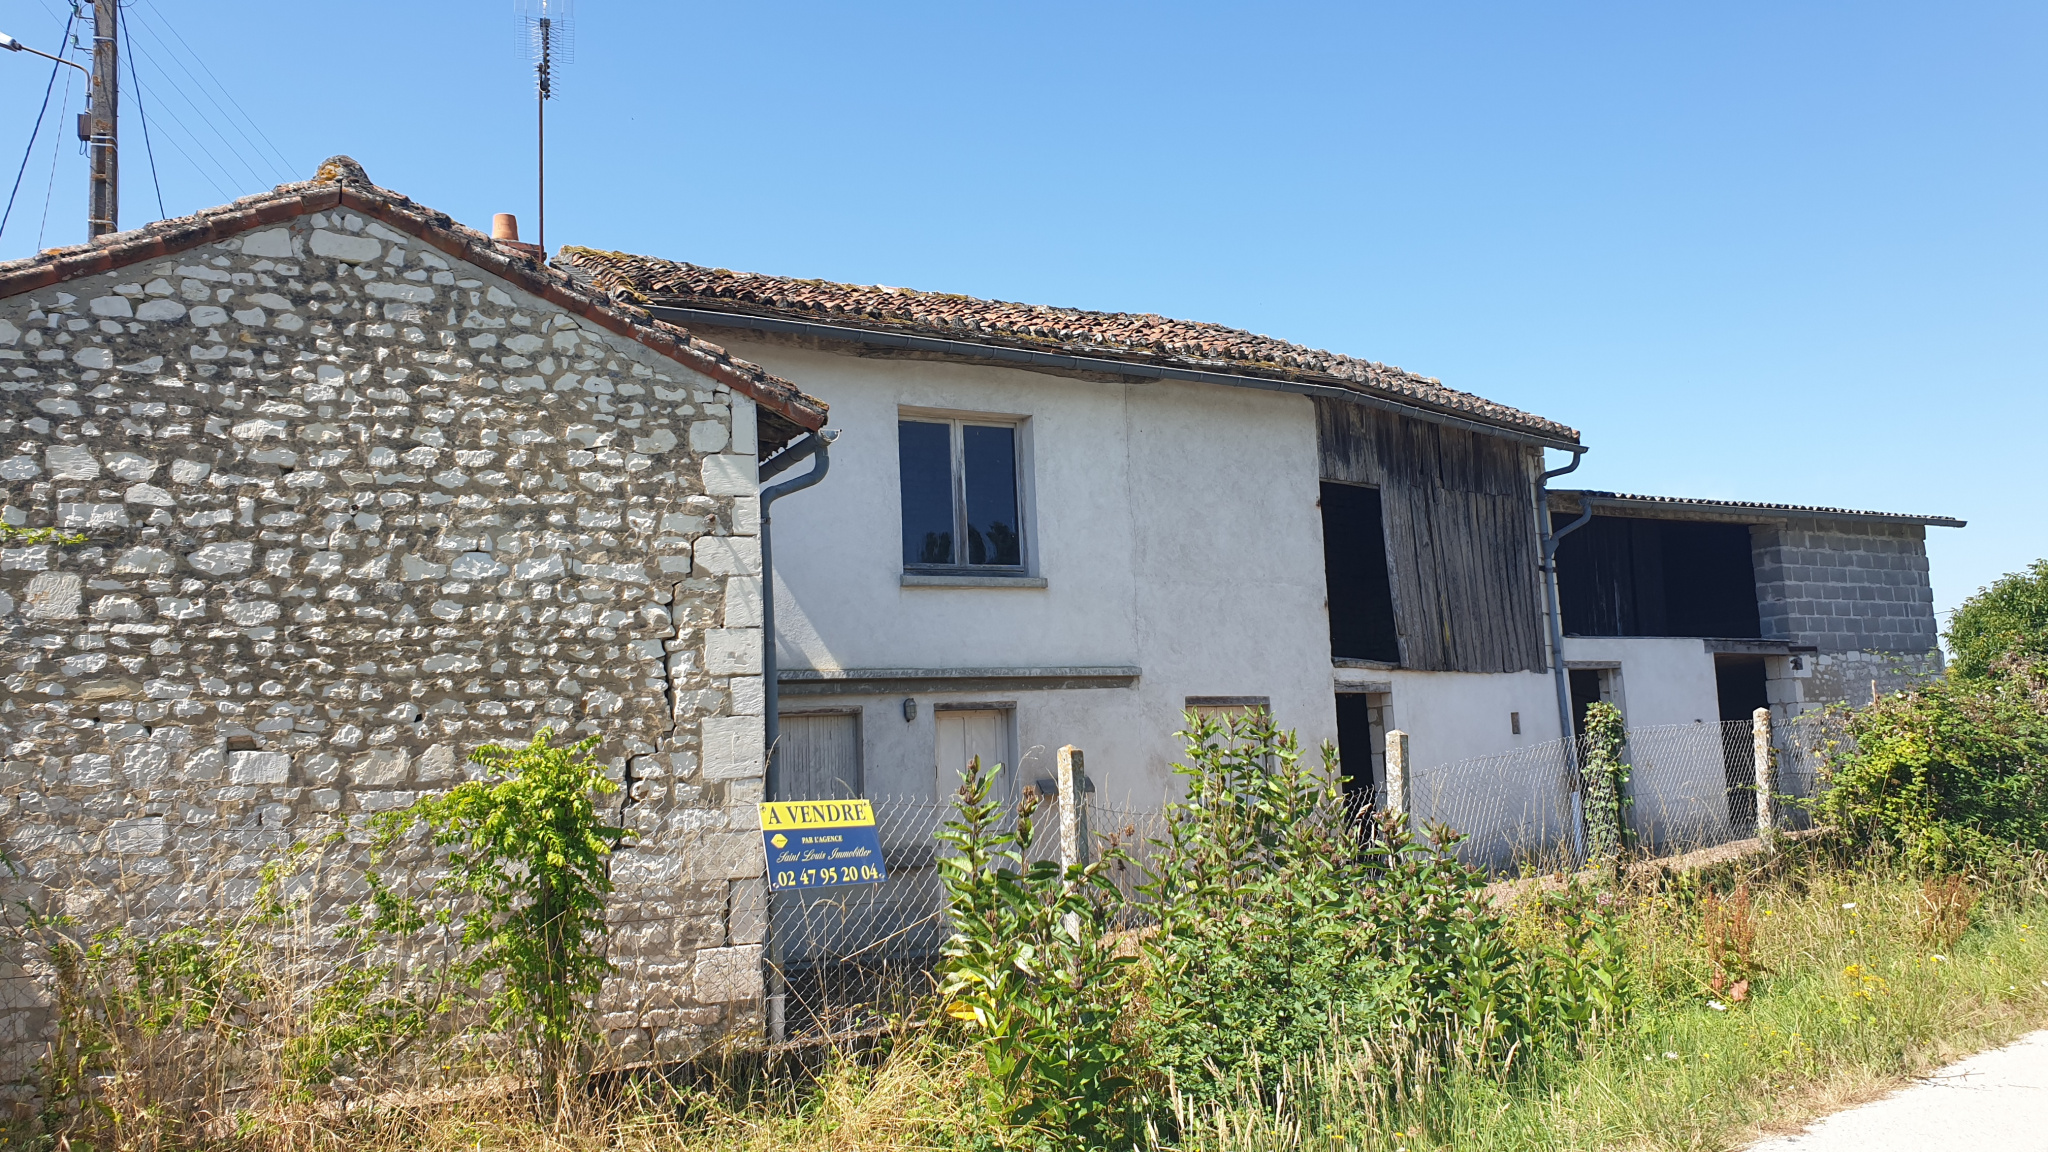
645, 300, 1582, 450
1550, 490, 1965, 529
0, 180, 828, 432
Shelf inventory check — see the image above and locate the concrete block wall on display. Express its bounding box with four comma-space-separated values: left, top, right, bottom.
1752, 516, 1943, 709
1752, 517, 1939, 655
0, 211, 768, 1081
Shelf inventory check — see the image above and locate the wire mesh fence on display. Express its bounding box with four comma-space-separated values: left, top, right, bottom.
1406, 737, 1585, 873
1780, 708, 1851, 820
763, 792, 1172, 1041
765, 797, 951, 1042
764, 710, 1858, 1042
1408, 710, 1855, 873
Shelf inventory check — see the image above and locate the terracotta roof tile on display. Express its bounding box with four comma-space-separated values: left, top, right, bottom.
558, 248, 1575, 443
0, 160, 827, 432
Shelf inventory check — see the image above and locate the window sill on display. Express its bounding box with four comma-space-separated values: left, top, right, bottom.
901, 572, 1048, 589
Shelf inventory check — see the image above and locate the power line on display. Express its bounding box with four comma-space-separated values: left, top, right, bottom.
146, 1, 294, 178
128, 1, 293, 182
119, 71, 238, 203
36, 64, 76, 250
117, 32, 258, 204
123, 19, 271, 191
120, 4, 165, 220
0, 6, 79, 241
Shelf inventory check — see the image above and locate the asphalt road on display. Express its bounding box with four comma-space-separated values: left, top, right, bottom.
1747, 1030, 2048, 1151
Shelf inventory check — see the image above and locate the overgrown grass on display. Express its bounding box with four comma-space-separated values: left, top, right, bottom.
1171, 852, 2048, 1151
130, 851, 2045, 1152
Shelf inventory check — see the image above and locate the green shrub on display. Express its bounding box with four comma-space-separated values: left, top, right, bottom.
1817, 665, 2048, 871
1136, 711, 1629, 1104
934, 754, 1138, 1149
1946, 559, 2048, 680
359, 728, 628, 1101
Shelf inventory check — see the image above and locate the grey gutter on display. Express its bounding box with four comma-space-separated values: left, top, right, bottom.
645, 303, 1581, 452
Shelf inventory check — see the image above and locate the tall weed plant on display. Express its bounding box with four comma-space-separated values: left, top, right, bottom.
13, 846, 443, 1148
1134, 712, 1630, 1106
933, 755, 1138, 1149
7, 728, 628, 1147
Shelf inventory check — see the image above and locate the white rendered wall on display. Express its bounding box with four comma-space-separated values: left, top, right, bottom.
1376, 669, 1565, 768
1559, 635, 1731, 840
1558, 636, 1722, 728
729, 339, 1340, 804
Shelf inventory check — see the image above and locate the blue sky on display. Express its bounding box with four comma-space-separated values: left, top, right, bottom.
3, 1, 2041, 624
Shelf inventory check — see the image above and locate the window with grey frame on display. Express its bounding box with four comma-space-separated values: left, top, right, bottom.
898, 416, 1025, 572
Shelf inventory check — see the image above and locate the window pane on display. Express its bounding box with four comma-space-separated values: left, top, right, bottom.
899, 420, 956, 566
962, 424, 1021, 566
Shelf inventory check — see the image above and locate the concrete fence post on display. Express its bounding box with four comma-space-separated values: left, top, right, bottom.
1752, 707, 1776, 840
1057, 744, 1091, 870
1385, 730, 1411, 828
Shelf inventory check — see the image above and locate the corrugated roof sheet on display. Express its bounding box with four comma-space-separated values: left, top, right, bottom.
556, 248, 1577, 443
1551, 490, 1965, 528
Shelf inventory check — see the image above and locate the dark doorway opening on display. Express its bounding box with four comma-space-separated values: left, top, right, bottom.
1334, 692, 1387, 817
1568, 668, 1608, 737
1715, 655, 1769, 826
1321, 482, 1400, 664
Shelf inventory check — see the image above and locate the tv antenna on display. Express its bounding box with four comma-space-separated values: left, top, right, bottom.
517, 0, 572, 255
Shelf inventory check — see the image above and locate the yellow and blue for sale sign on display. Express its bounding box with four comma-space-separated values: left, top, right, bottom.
758, 800, 889, 891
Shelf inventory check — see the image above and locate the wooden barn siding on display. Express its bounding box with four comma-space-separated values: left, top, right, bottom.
1314, 400, 1548, 674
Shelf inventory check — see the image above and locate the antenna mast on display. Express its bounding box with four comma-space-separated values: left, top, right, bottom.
517, 0, 572, 256
87, 0, 117, 238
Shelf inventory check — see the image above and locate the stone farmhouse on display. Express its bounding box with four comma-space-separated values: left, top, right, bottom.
0, 160, 1961, 1070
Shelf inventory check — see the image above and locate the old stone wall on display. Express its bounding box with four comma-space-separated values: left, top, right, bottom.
0, 210, 770, 1081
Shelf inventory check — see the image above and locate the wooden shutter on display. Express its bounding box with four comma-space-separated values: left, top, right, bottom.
936, 709, 1010, 797
780, 712, 862, 800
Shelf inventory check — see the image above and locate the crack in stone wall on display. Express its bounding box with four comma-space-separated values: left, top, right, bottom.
0, 211, 768, 1081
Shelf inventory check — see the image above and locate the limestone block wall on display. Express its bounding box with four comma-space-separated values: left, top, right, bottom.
0, 210, 771, 1079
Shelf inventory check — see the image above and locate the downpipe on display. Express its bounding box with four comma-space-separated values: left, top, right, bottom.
1536, 448, 1593, 755
1536, 448, 1594, 857
753, 427, 835, 1046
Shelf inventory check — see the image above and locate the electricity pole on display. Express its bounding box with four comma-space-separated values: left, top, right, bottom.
87, 0, 117, 238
